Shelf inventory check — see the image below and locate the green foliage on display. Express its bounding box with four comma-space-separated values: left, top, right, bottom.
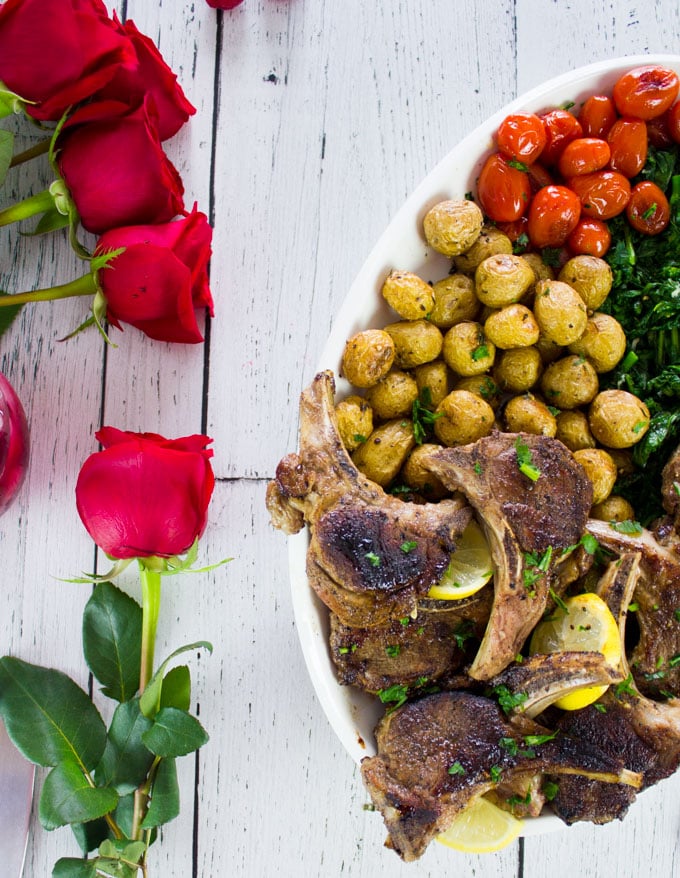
142, 707, 209, 758
95, 699, 154, 794
39, 760, 119, 830
0, 290, 23, 340
141, 759, 180, 829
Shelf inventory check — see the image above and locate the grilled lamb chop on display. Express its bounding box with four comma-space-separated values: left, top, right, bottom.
360, 690, 640, 861
266, 371, 471, 627
424, 434, 592, 679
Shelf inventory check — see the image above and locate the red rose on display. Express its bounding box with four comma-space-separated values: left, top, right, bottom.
206, 0, 245, 8
0, 0, 135, 121
93, 15, 196, 141
57, 97, 184, 234
95, 208, 213, 344
76, 427, 215, 559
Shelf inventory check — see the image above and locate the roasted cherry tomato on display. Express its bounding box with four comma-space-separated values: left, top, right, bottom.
496, 113, 547, 164
477, 152, 531, 222
539, 109, 583, 165
607, 117, 648, 178
567, 170, 631, 220
613, 65, 680, 120
566, 218, 611, 257
496, 215, 529, 243
527, 185, 581, 248
625, 180, 671, 235
526, 162, 554, 193
578, 94, 618, 138
667, 101, 680, 144
646, 112, 674, 148
557, 137, 611, 177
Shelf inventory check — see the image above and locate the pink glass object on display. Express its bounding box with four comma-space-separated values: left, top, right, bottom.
0, 372, 29, 516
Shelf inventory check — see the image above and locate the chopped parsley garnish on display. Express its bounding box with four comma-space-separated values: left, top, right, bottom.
385, 644, 401, 658
489, 684, 528, 715
365, 551, 381, 567
580, 533, 599, 555
507, 159, 529, 172
610, 519, 643, 535
400, 540, 418, 554
523, 546, 553, 595
411, 393, 443, 445
353, 433, 367, 444
399, 616, 410, 627
448, 761, 466, 776
614, 673, 637, 699
675, 609, 680, 623
542, 780, 559, 801
507, 790, 532, 809
452, 620, 475, 650
549, 587, 569, 613
669, 654, 680, 668
377, 684, 408, 711
474, 460, 483, 475
515, 435, 541, 481
337, 644, 358, 655
490, 765, 503, 783
471, 343, 490, 361
594, 703, 607, 714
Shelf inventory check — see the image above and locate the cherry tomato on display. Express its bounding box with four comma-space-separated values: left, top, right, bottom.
567, 170, 631, 220
476, 152, 531, 222
526, 162, 554, 193
625, 180, 671, 235
578, 94, 618, 138
497, 113, 547, 164
613, 65, 680, 120
539, 109, 583, 165
646, 112, 674, 148
607, 117, 648, 177
567, 218, 611, 257
667, 101, 680, 144
496, 215, 529, 243
527, 185, 581, 248
557, 137, 611, 177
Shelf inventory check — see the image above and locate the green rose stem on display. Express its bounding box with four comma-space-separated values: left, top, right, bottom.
0, 271, 96, 305
9, 138, 51, 168
0, 187, 56, 226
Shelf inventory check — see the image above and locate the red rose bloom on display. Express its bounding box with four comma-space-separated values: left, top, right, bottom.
94, 15, 196, 141
206, 0, 245, 8
0, 0, 135, 121
95, 208, 213, 344
57, 97, 184, 235
76, 427, 215, 559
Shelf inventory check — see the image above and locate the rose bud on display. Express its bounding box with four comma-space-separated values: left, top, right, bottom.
95, 207, 213, 344
0, 372, 29, 516
76, 428, 215, 559
93, 14, 196, 141
0, 0, 135, 121
57, 96, 184, 235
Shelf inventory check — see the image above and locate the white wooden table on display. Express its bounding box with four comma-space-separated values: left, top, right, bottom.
2, 1, 680, 875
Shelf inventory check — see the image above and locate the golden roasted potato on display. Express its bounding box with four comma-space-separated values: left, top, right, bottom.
381, 270, 435, 320
558, 255, 613, 311
567, 312, 627, 373
454, 374, 502, 409
555, 410, 596, 452
335, 395, 374, 452
423, 199, 484, 257
366, 370, 419, 420
533, 279, 588, 346
540, 354, 599, 409
352, 419, 416, 486
475, 254, 535, 307
503, 394, 557, 437
607, 448, 635, 477
534, 333, 564, 364
522, 251, 555, 284
341, 329, 396, 388
484, 304, 540, 350
401, 443, 449, 500
414, 360, 449, 407
494, 347, 542, 393
429, 274, 480, 328
384, 319, 443, 368
452, 226, 513, 274
442, 321, 495, 376
573, 448, 618, 506
591, 495, 636, 523
588, 390, 650, 448
434, 390, 495, 446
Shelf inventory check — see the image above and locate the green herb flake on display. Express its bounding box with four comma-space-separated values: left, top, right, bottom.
515, 435, 541, 481
448, 761, 466, 776
471, 343, 490, 362
507, 159, 529, 172
385, 644, 401, 658
353, 433, 367, 444
474, 460, 483, 475
610, 519, 643, 535
628, 602, 639, 612
594, 703, 607, 714
453, 620, 474, 650
365, 551, 381, 567
614, 673, 637, 699
549, 588, 569, 613
580, 533, 599, 555
490, 684, 528, 715
669, 654, 680, 668
400, 540, 418, 554
399, 616, 410, 627
490, 765, 503, 783
542, 780, 559, 801
377, 684, 408, 710
674, 608, 680, 622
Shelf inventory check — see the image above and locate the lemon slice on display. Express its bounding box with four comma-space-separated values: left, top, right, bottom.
428, 520, 493, 600
529, 592, 621, 710
436, 796, 524, 853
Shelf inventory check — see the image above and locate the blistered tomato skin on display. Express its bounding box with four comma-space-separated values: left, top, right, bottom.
0, 372, 29, 517
578, 94, 618, 138
667, 101, 680, 144
496, 113, 547, 164
567, 218, 611, 257
527, 185, 581, 249
477, 152, 532, 222
567, 170, 631, 220
626, 180, 671, 235
539, 109, 583, 165
557, 137, 611, 177
613, 65, 680, 120
607, 117, 648, 178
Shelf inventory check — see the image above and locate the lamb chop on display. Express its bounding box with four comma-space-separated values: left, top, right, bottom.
266, 371, 471, 627
360, 690, 640, 861
423, 433, 592, 680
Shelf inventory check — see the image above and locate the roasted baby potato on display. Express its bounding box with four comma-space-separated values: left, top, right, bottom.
591, 495, 636, 523
533, 279, 588, 346
534, 333, 564, 364
442, 321, 495, 376
423, 199, 484, 257
588, 389, 650, 448
540, 354, 599, 409
555, 410, 596, 452
434, 389, 495, 446
558, 254, 613, 311
381, 270, 435, 320
475, 254, 535, 307
428, 274, 480, 328
454, 374, 502, 409
522, 251, 555, 285
352, 419, 416, 486
452, 226, 513, 274
366, 370, 419, 420
503, 394, 557, 437
494, 347, 542, 393
573, 448, 618, 506
385, 319, 443, 368
342, 329, 395, 388
484, 304, 540, 349
568, 312, 626, 373
335, 395, 374, 452
414, 360, 450, 407
401, 443, 449, 500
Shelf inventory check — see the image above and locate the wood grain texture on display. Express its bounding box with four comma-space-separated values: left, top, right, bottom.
0, 0, 679, 876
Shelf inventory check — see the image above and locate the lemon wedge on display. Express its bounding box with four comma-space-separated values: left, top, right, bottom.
529, 592, 621, 710
428, 520, 493, 600
436, 796, 523, 853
